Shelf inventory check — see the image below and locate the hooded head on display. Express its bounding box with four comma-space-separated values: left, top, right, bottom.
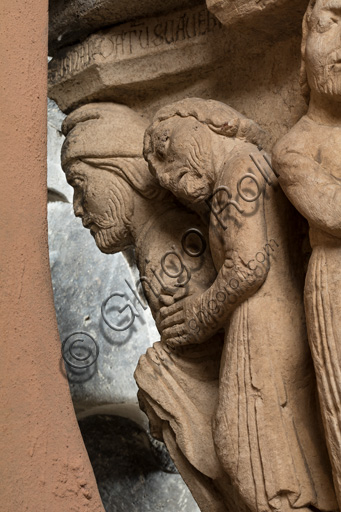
61, 102, 163, 253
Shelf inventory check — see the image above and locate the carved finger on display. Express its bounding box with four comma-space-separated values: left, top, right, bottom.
166, 335, 189, 351
162, 325, 186, 342
159, 294, 175, 306
160, 302, 183, 319
160, 311, 185, 330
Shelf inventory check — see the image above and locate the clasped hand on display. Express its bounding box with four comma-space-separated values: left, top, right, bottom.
159, 293, 202, 350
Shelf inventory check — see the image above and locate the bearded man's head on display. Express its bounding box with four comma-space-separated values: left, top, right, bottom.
300, 0, 341, 103
61, 103, 162, 254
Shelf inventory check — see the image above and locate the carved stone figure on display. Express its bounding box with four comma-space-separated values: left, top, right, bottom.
144, 98, 337, 512
272, 0, 341, 506
61, 103, 230, 512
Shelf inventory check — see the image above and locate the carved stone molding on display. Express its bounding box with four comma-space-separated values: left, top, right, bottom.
48, 5, 225, 112
49, 0, 204, 55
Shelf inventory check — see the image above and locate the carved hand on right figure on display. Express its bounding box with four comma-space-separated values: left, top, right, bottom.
159, 293, 204, 350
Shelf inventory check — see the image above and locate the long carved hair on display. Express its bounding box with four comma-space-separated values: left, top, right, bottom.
144, 98, 268, 159
300, 0, 317, 104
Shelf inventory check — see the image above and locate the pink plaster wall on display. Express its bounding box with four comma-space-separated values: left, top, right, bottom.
0, 2, 105, 510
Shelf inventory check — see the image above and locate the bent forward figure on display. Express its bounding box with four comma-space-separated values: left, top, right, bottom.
144, 98, 337, 512
61, 102, 235, 512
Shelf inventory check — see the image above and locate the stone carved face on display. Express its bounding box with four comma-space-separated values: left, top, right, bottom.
146, 116, 213, 204
65, 160, 133, 253
306, 0, 341, 100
